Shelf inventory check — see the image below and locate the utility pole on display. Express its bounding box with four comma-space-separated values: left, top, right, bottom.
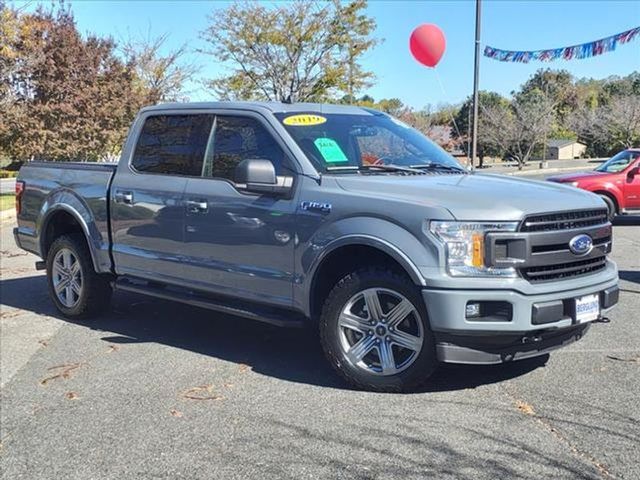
471, 0, 482, 171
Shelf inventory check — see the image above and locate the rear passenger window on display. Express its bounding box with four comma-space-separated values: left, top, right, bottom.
204, 116, 289, 181
132, 115, 214, 176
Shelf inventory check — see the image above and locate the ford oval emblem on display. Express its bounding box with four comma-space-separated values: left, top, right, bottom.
569, 234, 593, 256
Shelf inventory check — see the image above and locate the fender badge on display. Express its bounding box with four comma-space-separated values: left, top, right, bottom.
300, 201, 332, 214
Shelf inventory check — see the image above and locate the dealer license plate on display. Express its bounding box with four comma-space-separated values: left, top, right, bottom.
575, 294, 600, 323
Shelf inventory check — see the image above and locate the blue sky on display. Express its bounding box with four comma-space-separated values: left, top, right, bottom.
16, 0, 640, 108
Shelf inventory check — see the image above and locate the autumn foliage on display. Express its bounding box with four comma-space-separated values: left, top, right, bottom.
0, 4, 143, 161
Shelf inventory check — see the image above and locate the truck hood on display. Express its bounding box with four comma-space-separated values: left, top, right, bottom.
334, 173, 604, 221
547, 171, 607, 183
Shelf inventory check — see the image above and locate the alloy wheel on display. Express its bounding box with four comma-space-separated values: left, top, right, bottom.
337, 288, 424, 376
52, 248, 83, 308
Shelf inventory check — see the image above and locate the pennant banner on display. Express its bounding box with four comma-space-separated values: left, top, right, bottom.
484, 26, 640, 63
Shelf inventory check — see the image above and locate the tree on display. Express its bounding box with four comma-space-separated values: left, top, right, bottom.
599, 95, 640, 149
0, 4, 137, 162
330, 0, 378, 101
455, 91, 509, 167
199, 0, 379, 102
122, 32, 199, 104
520, 69, 577, 123
572, 95, 640, 154
482, 90, 556, 169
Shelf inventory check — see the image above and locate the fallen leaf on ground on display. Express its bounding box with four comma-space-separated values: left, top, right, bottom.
223, 382, 234, 389
40, 363, 82, 386
0, 250, 28, 258
238, 364, 250, 373
38, 339, 49, 347
170, 409, 183, 417
65, 392, 79, 400
515, 399, 536, 416
181, 384, 223, 401
606, 355, 640, 363
106, 345, 119, 353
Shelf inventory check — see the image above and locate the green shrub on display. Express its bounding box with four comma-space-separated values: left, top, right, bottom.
0, 170, 19, 178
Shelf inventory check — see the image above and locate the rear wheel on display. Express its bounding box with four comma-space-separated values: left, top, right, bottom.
46, 234, 112, 318
598, 194, 617, 222
319, 267, 437, 392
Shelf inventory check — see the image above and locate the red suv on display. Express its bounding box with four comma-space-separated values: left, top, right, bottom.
548, 149, 640, 220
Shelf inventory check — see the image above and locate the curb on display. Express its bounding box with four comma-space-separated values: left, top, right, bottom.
499, 166, 594, 177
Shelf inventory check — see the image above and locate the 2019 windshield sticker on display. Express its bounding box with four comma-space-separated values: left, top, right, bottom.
314, 137, 348, 163
283, 114, 327, 126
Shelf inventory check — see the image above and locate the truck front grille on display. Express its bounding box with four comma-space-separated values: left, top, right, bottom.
520, 209, 609, 232
521, 256, 607, 283
515, 209, 610, 283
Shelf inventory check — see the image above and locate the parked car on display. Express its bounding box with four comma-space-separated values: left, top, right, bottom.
547, 149, 640, 220
14, 102, 619, 392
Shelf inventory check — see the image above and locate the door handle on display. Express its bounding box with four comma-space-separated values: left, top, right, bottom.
186, 199, 208, 213
115, 191, 134, 204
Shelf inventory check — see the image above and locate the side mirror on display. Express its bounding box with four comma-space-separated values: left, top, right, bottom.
234, 159, 293, 195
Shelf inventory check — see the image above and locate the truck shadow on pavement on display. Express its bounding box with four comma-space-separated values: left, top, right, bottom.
1, 274, 549, 393
619, 270, 640, 288
613, 215, 640, 226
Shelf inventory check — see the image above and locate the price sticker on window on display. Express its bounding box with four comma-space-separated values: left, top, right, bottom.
314, 137, 348, 163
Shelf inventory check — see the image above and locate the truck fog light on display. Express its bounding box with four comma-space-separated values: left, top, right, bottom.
466, 302, 481, 318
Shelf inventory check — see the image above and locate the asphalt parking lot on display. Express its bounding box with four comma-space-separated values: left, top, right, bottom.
1, 211, 638, 479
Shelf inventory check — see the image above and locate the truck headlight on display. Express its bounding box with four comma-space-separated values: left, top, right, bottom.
429, 221, 519, 277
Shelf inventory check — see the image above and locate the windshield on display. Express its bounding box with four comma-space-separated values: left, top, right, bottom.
275, 111, 465, 174
595, 150, 640, 173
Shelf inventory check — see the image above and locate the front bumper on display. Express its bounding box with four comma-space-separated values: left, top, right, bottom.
422, 274, 619, 364
435, 323, 591, 365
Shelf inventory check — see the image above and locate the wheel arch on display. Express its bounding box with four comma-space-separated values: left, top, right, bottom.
592, 189, 620, 214
307, 237, 425, 321
39, 204, 100, 272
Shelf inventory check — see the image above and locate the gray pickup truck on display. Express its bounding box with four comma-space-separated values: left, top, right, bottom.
14, 102, 619, 391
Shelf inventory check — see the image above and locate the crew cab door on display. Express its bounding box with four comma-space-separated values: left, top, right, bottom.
623, 155, 640, 210
110, 112, 214, 282
180, 113, 298, 307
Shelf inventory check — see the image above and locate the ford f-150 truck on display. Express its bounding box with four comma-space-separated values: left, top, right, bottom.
14, 102, 619, 392
547, 149, 640, 221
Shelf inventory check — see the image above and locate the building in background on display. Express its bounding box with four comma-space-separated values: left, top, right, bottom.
546, 139, 587, 160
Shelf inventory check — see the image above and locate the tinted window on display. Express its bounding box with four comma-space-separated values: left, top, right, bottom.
204, 116, 288, 181
132, 114, 214, 176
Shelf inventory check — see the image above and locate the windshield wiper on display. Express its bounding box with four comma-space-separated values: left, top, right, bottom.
359, 164, 425, 174
326, 164, 424, 174
409, 163, 467, 173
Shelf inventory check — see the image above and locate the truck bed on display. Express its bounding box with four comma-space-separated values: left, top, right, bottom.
15, 161, 117, 272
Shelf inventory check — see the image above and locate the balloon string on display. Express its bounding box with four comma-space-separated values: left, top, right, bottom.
433, 68, 463, 141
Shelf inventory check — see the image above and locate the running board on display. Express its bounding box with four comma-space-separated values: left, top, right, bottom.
114, 277, 305, 328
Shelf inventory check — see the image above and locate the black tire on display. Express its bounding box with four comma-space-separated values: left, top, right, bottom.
46, 233, 112, 319
319, 267, 437, 392
598, 194, 617, 222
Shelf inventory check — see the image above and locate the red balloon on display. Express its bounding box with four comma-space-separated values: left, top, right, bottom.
410, 24, 446, 68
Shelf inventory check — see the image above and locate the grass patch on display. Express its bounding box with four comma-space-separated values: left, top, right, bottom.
0, 194, 15, 211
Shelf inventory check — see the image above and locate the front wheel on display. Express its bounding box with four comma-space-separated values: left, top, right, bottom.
46, 234, 112, 319
319, 267, 437, 392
